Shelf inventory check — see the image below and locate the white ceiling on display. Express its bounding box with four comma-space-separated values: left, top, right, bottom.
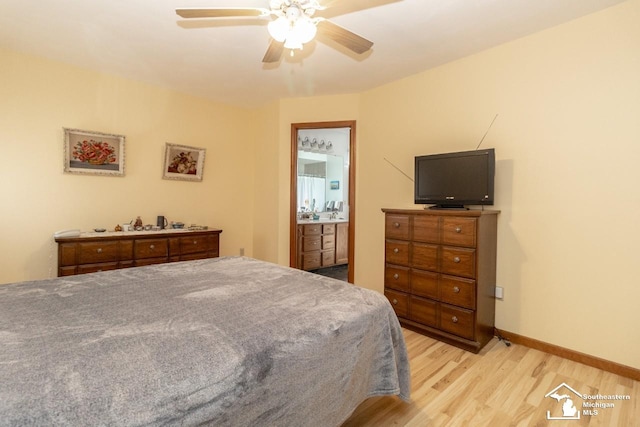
0, 0, 627, 109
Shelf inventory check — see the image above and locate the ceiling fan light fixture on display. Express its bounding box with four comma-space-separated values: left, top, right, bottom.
268, 16, 290, 42
294, 17, 317, 44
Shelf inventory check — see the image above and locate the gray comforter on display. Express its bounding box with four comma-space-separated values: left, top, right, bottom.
0, 257, 410, 426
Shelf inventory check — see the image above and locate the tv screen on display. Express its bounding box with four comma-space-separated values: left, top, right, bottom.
414, 148, 495, 209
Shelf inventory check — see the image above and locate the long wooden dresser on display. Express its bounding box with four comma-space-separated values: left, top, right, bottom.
382, 208, 498, 353
55, 229, 222, 277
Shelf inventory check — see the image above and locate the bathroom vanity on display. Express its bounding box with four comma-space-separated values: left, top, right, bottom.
296, 219, 348, 271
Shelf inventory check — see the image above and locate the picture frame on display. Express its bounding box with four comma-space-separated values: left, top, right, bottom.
63, 128, 125, 176
162, 143, 206, 182
330, 180, 340, 190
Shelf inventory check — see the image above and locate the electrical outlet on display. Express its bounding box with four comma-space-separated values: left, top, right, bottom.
239, 248, 245, 256
495, 286, 504, 299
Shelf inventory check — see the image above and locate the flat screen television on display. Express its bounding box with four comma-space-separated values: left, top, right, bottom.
414, 148, 495, 209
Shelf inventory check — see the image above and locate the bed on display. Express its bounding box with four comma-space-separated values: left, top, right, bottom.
0, 256, 410, 426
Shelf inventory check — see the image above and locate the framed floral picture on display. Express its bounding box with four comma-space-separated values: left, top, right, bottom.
63, 128, 125, 176
162, 143, 205, 182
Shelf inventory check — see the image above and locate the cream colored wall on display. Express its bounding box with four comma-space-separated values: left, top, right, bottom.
0, 49, 256, 284
356, 0, 640, 368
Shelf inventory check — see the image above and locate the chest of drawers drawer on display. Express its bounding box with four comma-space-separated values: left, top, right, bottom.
385, 289, 409, 318
440, 304, 475, 340
384, 265, 410, 292
385, 240, 410, 266
442, 217, 477, 247
441, 246, 476, 278
385, 215, 410, 240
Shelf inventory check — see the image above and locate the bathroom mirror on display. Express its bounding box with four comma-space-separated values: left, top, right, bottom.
296, 128, 349, 216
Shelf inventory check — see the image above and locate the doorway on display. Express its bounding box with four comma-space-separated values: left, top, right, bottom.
290, 121, 356, 283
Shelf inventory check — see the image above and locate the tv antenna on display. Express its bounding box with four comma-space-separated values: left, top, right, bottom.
475, 114, 499, 150
383, 158, 414, 182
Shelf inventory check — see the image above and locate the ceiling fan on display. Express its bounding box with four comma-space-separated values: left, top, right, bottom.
176, 0, 374, 63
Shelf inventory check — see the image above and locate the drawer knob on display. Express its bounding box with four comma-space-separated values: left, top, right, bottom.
393, 222, 400, 228
452, 316, 459, 323
193, 240, 198, 245
455, 227, 462, 233
453, 256, 461, 263
393, 248, 399, 254
393, 273, 399, 280
150, 244, 155, 250
96, 248, 103, 254
453, 286, 460, 293
392, 299, 398, 305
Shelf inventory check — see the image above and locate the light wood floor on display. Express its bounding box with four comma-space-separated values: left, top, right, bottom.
343, 328, 639, 426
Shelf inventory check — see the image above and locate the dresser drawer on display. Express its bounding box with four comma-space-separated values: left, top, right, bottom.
179, 235, 209, 255
322, 234, 335, 249
441, 246, 476, 278
322, 250, 335, 266
385, 265, 410, 292
409, 296, 437, 327
411, 242, 438, 271
385, 289, 408, 317
440, 275, 476, 309
77, 262, 118, 275
385, 215, 410, 240
442, 217, 477, 247
413, 215, 439, 243
302, 224, 322, 235
385, 240, 410, 266
303, 236, 321, 252
78, 241, 118, 264
440, 304, 475, 340
134, 239, 168, 260
322, 224, 336, 235
58, 243, 77, 266
410, 269, 438, 300
301, 252, 321, 270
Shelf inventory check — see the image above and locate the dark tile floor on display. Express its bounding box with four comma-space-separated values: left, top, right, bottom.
310, 264, 348, 282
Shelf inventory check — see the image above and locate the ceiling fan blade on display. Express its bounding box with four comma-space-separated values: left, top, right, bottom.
263, 40, 285, 63
317, 20, 373, 54
176, 8, 267, 19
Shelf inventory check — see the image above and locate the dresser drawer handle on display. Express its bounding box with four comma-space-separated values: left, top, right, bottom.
453, 256, 461, 263
453, 286, 460, 293
150, 244, 155, 250
393, 248, 399, 254
193, 240, 198, 245
96, 248, 103, 254
455, 227, 462, 233
452, 316, 459, 323
393, 222, 400, 228
392, 299, 398, 305
393, 273, 399, 280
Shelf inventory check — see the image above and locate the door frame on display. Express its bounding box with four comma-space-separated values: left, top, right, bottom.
289, 120, 356, 283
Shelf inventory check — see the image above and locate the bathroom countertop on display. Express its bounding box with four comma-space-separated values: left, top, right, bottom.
297, 218, 348, 225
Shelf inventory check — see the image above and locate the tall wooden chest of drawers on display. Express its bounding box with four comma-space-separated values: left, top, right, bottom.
55, 229, 222, 277
382, 209, 498, 353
